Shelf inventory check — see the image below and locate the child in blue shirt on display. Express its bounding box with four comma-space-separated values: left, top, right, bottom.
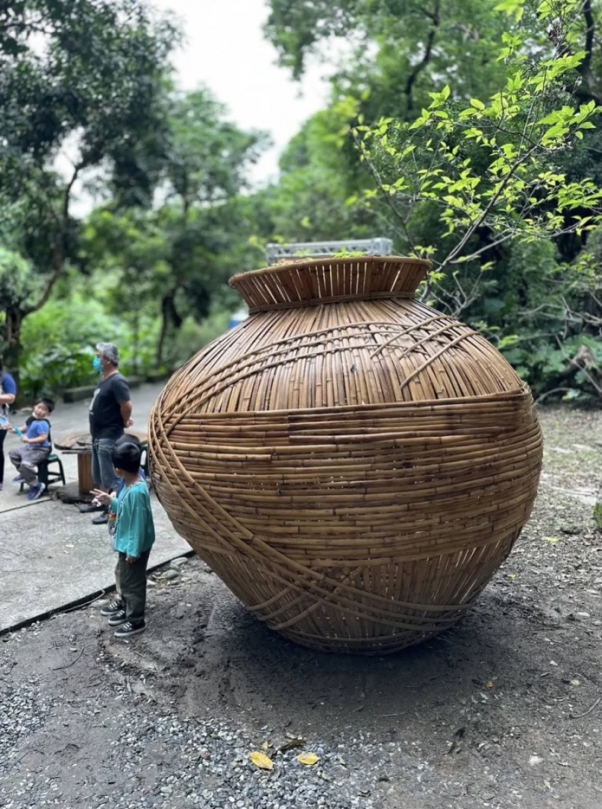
9, 397, 55, 500
92, 441, 155, 639
97, 434, 146, 614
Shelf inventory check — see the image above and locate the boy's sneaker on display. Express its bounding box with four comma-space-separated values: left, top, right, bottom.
107, 610, 127, 626
78, 502, 105, 513
27, 482, 46, 501
114, 621, 146, 639
12, 475, 24, 483
100, 599, 124, 617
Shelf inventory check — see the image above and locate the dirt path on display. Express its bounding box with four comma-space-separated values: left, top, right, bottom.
2, 406, 602, 809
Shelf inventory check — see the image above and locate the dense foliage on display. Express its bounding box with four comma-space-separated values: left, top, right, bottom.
0, 1, 267, 397
1, 0, 601, 404
264, 0, 602, 401
0, 0, 179, 378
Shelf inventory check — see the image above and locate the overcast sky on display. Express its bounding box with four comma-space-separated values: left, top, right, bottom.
152, 0, 332, 184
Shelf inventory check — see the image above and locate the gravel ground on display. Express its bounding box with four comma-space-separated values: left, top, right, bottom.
2, 405, 602, 809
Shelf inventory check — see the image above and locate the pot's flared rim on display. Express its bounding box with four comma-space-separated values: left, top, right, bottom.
229, 255, 433, 312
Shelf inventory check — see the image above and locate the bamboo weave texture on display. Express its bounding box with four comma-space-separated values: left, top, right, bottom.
150, 257, 543, 653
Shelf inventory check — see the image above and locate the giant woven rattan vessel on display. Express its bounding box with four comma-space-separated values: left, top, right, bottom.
150, 257, 543, 654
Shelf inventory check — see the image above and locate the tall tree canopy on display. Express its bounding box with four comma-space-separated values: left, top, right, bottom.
266, 0, 513, 116
84, 88, 268, 367
0, 0, 179, 371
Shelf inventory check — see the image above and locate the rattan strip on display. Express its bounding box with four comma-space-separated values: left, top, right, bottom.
154, 476, 520, 640
153, 303, 520, 420
149, 392, 540, 620
157, 385, 530, 425
185, 532, 513, 641
150, 408, 515, 617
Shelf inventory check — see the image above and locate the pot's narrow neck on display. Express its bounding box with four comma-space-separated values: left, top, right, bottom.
229, 256, 431, 313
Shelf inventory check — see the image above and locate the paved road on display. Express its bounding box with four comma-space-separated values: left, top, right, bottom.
0, 382, 191, 632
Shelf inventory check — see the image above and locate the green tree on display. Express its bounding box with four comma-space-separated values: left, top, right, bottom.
262, 0, 520, 248
266, 0, 601, 247
353, 3, 601, 278
266, 99, 380, 242
265, 0, 511, 119
0, 247, 43, 361
152, 90, 268, 363
265, 0, 602, 400
0, 0, 178, 375
81, 209, 170, 374
83, 89, 269, 368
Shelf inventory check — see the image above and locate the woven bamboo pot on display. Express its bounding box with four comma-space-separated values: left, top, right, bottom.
149, 257, 543, 654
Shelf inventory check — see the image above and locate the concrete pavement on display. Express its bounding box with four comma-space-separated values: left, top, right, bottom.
0, 382, 191, 633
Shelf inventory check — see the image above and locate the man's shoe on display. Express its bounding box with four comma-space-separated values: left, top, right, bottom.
100, 599, 124, 617
108, 610, 127, 626
27, 482, 46, 501
114, 621, 146, 639
92, 512, 109, 525
79, 503, 105, 513
13, 475, 24, 483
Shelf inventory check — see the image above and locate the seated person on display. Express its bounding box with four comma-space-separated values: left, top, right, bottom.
9, 397, 55, 500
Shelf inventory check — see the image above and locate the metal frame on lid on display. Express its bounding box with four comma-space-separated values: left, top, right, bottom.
265, 237, 393, 265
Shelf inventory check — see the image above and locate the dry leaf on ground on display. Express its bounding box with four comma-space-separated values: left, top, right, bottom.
297, 752, 320, 766
250, 751, 274, 770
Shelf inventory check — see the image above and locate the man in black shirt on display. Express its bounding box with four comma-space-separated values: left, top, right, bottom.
88, 342, 133, 524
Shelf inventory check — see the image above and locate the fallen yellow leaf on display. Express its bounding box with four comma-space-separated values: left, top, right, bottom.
297, 752, 320, 766
261, 741, 269, 751
544, 536, 561, 544
250, 751, 274, 770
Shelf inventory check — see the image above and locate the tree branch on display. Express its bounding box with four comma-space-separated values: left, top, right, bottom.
25, 164, 83, 315
437, 143, 540, 273
354, 132, 418, 254
404, 1, 441, 114
580, 0, 595, 76
572, 0, 600, 104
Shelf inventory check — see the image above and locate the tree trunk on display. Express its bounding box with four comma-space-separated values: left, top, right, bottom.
156, 292, 182, 367
156, 294, 171, 366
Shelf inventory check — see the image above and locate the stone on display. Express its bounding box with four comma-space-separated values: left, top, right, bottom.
157, 568, 179, 581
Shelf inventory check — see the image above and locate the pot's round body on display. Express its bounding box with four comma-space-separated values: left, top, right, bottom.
150, 257, 542, 654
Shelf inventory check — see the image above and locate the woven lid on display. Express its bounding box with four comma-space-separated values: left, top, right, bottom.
229, 256, 431, 313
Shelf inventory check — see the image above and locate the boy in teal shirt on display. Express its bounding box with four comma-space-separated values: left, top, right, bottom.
92, 441, 155, 638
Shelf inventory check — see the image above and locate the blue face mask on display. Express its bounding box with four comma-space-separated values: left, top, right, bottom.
92, 356, 104, 373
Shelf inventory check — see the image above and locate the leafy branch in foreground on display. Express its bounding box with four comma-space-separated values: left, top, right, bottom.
352, 0, 602, 310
